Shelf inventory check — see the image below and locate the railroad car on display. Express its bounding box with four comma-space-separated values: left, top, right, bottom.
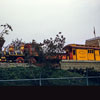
63, 44, 100, 61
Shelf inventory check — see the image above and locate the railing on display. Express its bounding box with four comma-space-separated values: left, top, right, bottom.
0, 76, 100, 86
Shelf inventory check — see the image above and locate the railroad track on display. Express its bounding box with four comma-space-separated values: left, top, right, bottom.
0, 63, 37, 68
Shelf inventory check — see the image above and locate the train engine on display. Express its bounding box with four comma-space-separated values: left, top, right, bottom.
0, 43, 41, 64
0, 42, 67, 67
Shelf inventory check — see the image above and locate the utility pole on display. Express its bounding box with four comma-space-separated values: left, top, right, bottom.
39, 71, 42, 86
93, 27, 96, 38
86, 68, 89, 86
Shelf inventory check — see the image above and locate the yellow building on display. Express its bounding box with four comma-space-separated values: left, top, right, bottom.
63, 44, 100, 61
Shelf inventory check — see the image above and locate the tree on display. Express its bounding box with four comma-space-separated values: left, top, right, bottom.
42, 32, 66, 54
0, 23, 13, 38
31, 39, 45, 63
4, 38, 24, 51
22, 39, 45, 64
0, 23, 13, 51
32, 39, 43, 55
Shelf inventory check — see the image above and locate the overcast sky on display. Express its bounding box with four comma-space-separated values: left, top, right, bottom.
0, 0, 100, 47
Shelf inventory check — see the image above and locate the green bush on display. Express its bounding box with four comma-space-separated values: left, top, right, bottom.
0, 66, 100, 86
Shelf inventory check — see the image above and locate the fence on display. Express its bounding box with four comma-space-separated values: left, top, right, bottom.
0, 76, 100, 86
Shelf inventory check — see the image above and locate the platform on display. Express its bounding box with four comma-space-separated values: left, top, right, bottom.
60, 60, 100, 71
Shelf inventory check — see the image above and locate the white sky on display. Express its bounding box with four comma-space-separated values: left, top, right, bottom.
0, 0, 100, 47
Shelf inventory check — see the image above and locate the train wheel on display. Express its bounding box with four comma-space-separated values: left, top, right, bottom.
16, 57, 24, 63
29, 57, 37, 64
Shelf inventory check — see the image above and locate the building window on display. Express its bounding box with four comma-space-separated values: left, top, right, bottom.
66, 50, 69, 54
88, 50, 94, 53
73, 50, 76, 55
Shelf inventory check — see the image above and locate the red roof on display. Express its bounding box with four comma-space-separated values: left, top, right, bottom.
64, 44, 100, 50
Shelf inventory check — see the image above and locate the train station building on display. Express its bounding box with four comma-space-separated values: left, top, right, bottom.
85, 37, 100, 47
